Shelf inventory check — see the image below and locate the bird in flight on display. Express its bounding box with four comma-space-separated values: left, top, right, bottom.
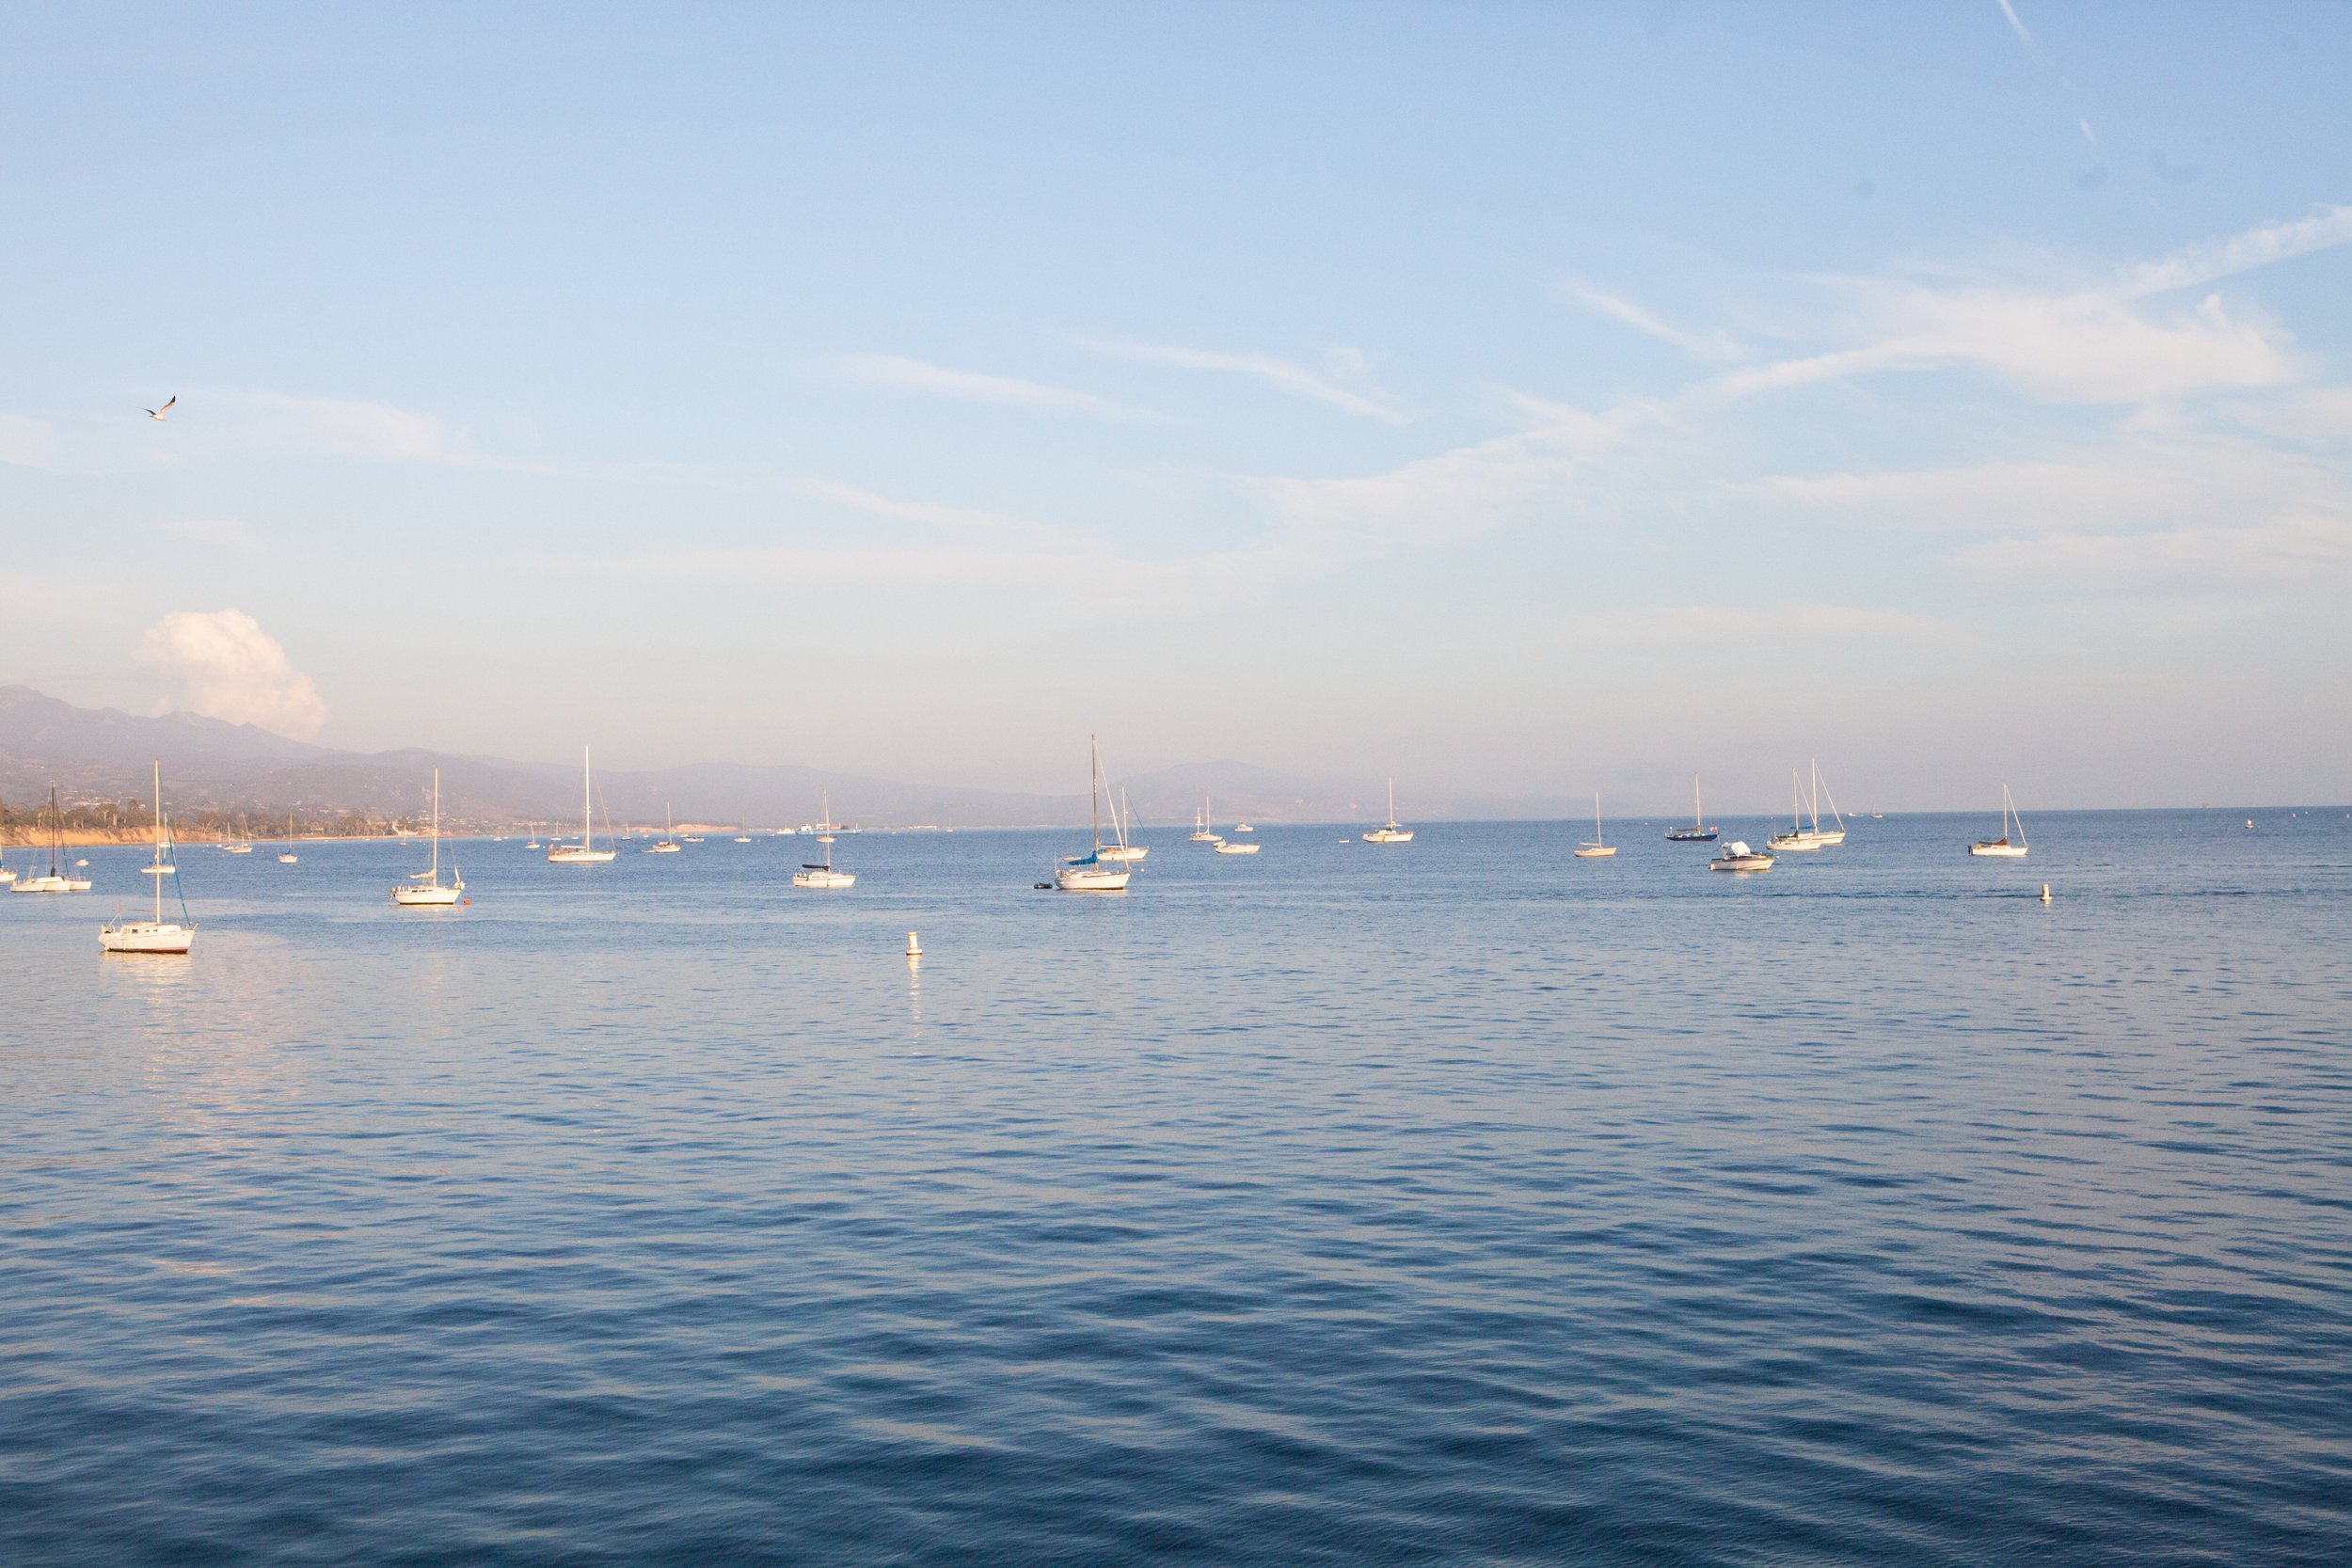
146, 396, 176, 421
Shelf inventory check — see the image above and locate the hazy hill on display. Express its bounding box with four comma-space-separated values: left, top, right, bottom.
0, 685, 1514, 827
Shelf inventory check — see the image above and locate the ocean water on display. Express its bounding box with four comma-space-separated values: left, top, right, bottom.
3, 811, 2348, 1565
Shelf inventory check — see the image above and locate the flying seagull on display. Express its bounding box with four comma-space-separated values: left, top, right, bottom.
146, 396, 176, 421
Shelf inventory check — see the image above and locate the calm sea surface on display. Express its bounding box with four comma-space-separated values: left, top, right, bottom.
4, 811, 2349, 1565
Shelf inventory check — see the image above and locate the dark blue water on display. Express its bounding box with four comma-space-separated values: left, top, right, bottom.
5, 811, 2349, 1564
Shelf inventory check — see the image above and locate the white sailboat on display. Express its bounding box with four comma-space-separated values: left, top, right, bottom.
223, 816, 254, 853
103, 763, 196, 953
1056, 736, 1132, 891
278, 813, 299, 863
1213, 837, 1260, 855
1574, 791, 1616, 858
793, 791, 855, 887
645, 804, 681, 853
1190, 797, 1219, 844
12, 785, 91, 892
524, 821, 543, 849
1099, 787, 1150, 862
1969, 784, 2030, 858
548, 747, 618, 863
1767, 770, 1827, 853
1363, 779, 1414, 844
392, 768, 465, 906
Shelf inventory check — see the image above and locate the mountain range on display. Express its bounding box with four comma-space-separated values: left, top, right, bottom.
0, 685, 1521, 829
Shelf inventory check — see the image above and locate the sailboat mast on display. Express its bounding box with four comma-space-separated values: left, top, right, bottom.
430, 768, 441, 879
1694, 773, 1702, 829
1089, 735, 1103, 852
582, 747, 593, 847
153, 762, 164, 923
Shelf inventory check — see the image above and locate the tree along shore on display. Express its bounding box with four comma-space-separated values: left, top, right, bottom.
1, 800, 412, 848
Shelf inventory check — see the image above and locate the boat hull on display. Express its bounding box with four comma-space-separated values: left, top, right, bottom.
548, 848, 617, 863
1969, 842, 2028, 858
391, 884, 463, 906
1055, 866, 1131, 891
1664, 829, 1718, 842
1363, 830, 1414, 843
1213, 842, 1260, 855
1766, 835, 1826, 852
1098, 846, 1150, 862
100, 921, 195, 954
13, 876, 82, 894
1573, 846, 1616, 858
1710, 854, 1774, 872
792, 871, 856, 889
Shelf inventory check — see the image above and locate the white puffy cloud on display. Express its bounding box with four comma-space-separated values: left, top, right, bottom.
135, 610, 327, 738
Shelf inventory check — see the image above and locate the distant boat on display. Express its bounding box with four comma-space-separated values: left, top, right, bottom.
1213, 838, 1260, 855
1969, 784, 2029, 858
548, 747, 618, 863
645, 804, 681, 853
524, 821, 542, 849
12, 784, 91, 892
1363, 779, 1414, 844
278, 813, 298, 863
1232, 821, 1254, 833
1575, 791, 1616, 858
734, 836, 751, 843
1056, 736, 1132, 891
102, 762, 196, 954
1711, 840, 1774, 873
794, 791, 855, 887
1769, 761, 1845, 851
1190, 796, 1219, 843
1665, 775, 1718, 842
392, 768, 465, 906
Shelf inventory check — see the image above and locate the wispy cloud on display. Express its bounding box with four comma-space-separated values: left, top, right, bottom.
158, 517, 263, 551
0, 414, 58, 467
1558, 279, 1743, 361
1557, 603, 1950, 650
1086, 339, 1408, 422
1955, 512, 2352, 593
834, 353, 1120, 414
786, 477, 1082, 546
2117, 204, 2352, 297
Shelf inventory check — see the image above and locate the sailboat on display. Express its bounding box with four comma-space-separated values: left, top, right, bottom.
1575, 791, 1616, 858
1190, 797, 1219, 844
524, 821, 543, 849
1363, 779, 1414, 844
548, 747, 618, 863
1767, 770, 1827, 853
1769, 761, 1846, 851
1100, 787, 1150, 862
1056, 736, 1133, 891
102, 762, 195, 952
1665, 774, 1718, 842
1969, 784, 2030, 858
278, 814, 299, 863
223, 816, 254, 853
793, 791, 855, 887
392, 768, 465, 905
645, 804, 681, 853
12, 785, 91, 892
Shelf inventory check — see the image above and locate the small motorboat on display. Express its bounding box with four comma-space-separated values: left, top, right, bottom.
1213, 840, 1260, 855
1710, 841, 1773, 873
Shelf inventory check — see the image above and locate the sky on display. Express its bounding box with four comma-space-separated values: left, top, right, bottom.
2, 2, 2348, 813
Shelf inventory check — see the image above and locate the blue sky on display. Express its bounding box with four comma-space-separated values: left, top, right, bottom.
3, 3, 2347, 810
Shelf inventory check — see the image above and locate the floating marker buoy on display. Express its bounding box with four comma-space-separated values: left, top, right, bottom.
2039, 884, 2051, 904
906, 930, 922, 958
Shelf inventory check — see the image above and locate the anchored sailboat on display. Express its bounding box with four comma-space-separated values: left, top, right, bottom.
12, 785, 91, 892
1099, 787, 1150, 862
548, 747, 618, 863
1574, 791, 1616, 858
1969, 784, 2030, 858
278, 814, 299, 863
392, 768, 465, 906
1190, 796, 1219, 844
645, 804, 681, 853
1056, 736, 1132, 891
1766, 769, 1827, 853
1768, 760, 1846, 851
1363, 779, 1414, 844
1665, 774, 1718, 842
102, 763, 195, 953
793, 791, 855, 887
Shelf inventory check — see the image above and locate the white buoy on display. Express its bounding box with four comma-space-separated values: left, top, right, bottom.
2040, 883, 2052, 904
906, 930, 922, 958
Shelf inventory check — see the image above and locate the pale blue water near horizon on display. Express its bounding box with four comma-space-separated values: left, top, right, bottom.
5, 810, 2349, 1564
